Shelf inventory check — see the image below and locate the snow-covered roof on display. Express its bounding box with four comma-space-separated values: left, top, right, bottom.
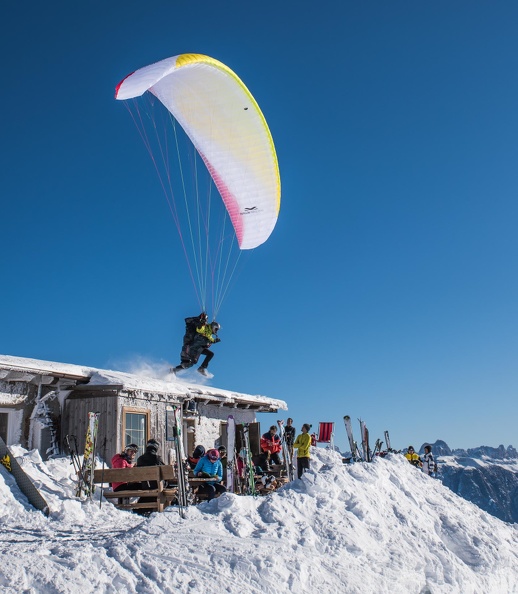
0, 354, 287, 412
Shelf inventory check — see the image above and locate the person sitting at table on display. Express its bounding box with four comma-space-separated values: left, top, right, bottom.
187, 445, 206, 470
193, 448, 226, 501
111, 443, 138, 487
135, 438, 165, 514
110, 443, 140, 504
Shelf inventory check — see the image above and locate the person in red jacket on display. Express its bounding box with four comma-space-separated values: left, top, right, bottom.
110, 444, 140, 499
260, 426, 282, 470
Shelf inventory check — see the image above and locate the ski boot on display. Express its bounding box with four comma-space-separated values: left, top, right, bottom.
172, 360, 191, 375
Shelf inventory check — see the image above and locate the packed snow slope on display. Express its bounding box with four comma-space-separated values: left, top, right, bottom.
1, 447, 517, 594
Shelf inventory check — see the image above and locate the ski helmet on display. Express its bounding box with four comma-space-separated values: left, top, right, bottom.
125, 443, 139, 453
211, 321, 220, 333
207, 448, 220, 461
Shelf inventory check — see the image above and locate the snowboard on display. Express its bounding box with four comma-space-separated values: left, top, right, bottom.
0, 436, 50, 516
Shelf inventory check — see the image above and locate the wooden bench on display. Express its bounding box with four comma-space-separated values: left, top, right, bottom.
92, 466, 222, 512
92, 466, 180, 513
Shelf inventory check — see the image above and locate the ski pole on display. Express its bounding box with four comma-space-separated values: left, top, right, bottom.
99, 437, 107, 509
68, 435, 88, 495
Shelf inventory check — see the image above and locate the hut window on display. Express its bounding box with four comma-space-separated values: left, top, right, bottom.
123, 408, 150, 455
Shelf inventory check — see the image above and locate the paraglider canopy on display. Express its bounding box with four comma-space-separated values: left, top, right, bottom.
116, 53, 280, 251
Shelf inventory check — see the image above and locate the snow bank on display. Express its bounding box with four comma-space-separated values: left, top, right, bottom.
0, 447, 516, 594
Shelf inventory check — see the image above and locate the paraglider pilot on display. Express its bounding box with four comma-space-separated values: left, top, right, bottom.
180, 312, 207, 360
172, 313, 221, 376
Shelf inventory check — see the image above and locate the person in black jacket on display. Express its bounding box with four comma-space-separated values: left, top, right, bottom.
283, 418, 296, 460
187, 445, 206, 470
136, 439, 165, 467
172, 318, 221, 376
136, 439, 165, 491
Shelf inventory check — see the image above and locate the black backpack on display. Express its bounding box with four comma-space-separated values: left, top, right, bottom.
183, 316, 202, 346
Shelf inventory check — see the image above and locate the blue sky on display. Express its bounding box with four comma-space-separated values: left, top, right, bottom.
2, 2, 517, 450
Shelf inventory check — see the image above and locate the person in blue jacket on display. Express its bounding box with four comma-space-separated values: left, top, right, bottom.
193, 448, 227, 501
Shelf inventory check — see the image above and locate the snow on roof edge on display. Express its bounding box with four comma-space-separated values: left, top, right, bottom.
0, 354, 287, 411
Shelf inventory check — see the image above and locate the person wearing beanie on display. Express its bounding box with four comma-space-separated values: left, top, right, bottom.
136, 439, 165, 495
136, 439, 164, 466
187, 444, 206, 470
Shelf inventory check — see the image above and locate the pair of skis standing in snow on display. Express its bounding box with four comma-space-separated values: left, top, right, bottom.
344, 416, 395, 463
344, 416, 438, 476
171, 312, 221, 377
65, 412, 102, 500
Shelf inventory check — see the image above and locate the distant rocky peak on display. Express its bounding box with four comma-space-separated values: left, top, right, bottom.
418, 440, 451, 456
418, 441, 516, 460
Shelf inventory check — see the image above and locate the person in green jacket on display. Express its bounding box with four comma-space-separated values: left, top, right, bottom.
293, 423, 312, 479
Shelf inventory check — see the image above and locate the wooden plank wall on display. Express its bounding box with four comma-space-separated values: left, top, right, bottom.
63, 393, 118, 463
235, 422, 261, 455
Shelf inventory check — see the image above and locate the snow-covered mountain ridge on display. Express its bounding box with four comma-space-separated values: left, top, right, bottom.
1, 446, 517, 593
423, 441, 517, 460
418, 441, 518, 524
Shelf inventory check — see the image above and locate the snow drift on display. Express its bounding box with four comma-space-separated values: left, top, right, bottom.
0, 446, 517, 594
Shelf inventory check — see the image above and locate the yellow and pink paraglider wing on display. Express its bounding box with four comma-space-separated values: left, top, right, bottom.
116, 53, 280, 250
